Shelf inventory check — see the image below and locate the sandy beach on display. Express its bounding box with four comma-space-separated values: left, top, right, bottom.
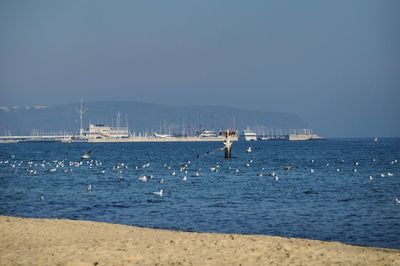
0, 216, 399, 266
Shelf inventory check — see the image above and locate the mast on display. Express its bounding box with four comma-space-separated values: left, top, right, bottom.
74, 99, 88, 138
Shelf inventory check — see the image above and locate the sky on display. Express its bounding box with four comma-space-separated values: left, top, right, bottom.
0, 0, 399, 137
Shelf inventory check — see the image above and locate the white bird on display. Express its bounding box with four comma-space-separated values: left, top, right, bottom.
246, 163, 250, 167
310, 169, 314, 173
87, 184, 92, 191
210, 167, 217, 172
257, 173, 263, 177
182, 176, 187, 181
387, 172, 394, 177
235, 169, 239, 173
154, 189, 163, 197
354, 162, 359, 166
195, 171, 200, 176
353, 169, 357, 173
81, 151, 91, 160
139, 176, 147, 182
326, 163, 330, 167
395, 198, 400, 204
369, 175, 373, 180
41, 196, 44, 201
160, 178, 164, 184
100, 170, 106, 174
246, 147, 252, 153
380, 173, 386, 177
275, 175, 279, 181
336, 168, 340, 173
171, 171, 176, 176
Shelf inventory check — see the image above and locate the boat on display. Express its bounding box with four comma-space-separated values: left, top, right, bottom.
198, 130, 218, 138
154, 133, 173, 138
243, 128, 257, 141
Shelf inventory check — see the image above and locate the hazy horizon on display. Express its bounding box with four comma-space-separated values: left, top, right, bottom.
1, 1, 399, 137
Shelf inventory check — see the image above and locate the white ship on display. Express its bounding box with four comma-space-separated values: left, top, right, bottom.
154, 133, 173, 138
85, 124, 129, 139
198, 130, 218, 138
243, 128, 257, 141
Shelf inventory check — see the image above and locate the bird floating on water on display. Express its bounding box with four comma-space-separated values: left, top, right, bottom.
369, 175, 374, 180
87, 184, 92, 191
395, 198, 400, 205
154, 189, 163, 197
246, 147, 252, 153
139, 176, 148, 182
387, 172, 394, 177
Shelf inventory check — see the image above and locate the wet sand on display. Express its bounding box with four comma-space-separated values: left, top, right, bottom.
1, 216, 399, 265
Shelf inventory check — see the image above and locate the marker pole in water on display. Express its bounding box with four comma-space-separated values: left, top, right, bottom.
223, 130, 233, 159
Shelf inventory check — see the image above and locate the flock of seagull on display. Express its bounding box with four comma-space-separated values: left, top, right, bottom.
0, 145, 399, 204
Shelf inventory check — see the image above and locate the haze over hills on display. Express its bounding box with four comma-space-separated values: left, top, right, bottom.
0, 101, 308, 136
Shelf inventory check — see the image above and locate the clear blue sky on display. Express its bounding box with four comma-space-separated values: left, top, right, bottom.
0, 0, 399, 137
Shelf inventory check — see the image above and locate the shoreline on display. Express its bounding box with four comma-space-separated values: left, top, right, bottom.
1, 216, 399, 265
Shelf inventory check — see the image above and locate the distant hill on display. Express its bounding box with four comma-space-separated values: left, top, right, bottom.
0, 101, 308, 135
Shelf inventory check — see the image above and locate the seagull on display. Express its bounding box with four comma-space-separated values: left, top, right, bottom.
154, 189, 163, 197
353, 168, 357, 173
195, 171, 200, 176
182, 176, 187, 181
283, 165, 294, 171
171, 171, 176, 176
235, 169, 239, 173
387, 172, 394, 176
246, 147, 252, 153
354, 162, 359, 166
369, 175, 374, 180
100, 170, 106, 174
160, 178, 164, 184
395, 198, 400, 204
275, 175, 279, 181
87, 184, 92, 191
41, 195, 44, 201
256, 173, 263, 177
81, 150, 91, 160
139, 176, 148, 182
380, 173, 386, 177
310, 168, 314, 173
336, 168, 340, 173
246, 163, 250, 167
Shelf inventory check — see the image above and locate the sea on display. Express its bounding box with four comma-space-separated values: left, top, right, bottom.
1, 138, 399, 248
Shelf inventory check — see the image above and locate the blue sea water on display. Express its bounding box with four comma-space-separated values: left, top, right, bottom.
0, 139, 399, 248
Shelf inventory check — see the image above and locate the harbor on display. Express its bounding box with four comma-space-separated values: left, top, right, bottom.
0, 101, 322, 143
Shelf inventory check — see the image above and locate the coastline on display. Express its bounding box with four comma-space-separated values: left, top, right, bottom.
1, 216, 399, 265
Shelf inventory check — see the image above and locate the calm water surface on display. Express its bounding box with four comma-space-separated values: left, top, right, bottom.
1, 139, 399, 248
